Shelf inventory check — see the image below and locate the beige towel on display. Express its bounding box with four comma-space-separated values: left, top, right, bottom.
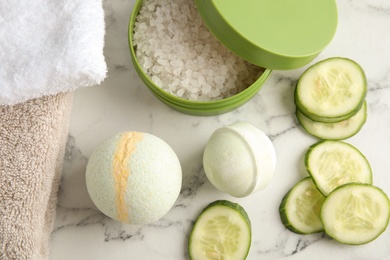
0, 92, 74, 259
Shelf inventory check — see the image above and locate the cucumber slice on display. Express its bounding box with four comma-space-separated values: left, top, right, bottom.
321, 183, 390, 245
297, 101, 367, 140
188, 200, 251, 260
305, 140, 372, 196
295, 57, 367, 123
279, 177, 325, 234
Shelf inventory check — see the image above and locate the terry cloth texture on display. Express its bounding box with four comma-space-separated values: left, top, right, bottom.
0, 92, 74, 259
0, 0, 106, 106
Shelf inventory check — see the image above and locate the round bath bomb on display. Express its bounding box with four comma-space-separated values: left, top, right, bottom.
203, 122, 276, 198
86, 132, 182, 225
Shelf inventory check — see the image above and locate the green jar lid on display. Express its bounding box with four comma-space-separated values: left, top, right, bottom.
194, 0, 338, 70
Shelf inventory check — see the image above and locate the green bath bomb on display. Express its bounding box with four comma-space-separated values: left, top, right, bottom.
86, 131, 182, 225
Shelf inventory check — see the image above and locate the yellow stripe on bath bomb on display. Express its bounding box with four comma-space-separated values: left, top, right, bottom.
86, 131, 182, 225
112, 132, 144, 223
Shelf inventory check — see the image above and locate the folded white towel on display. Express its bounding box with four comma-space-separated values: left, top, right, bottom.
0, 0, 107, 106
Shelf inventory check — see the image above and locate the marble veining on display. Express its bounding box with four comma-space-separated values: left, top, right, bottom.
50, 0, 390, 259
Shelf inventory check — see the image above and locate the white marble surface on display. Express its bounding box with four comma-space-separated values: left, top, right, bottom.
49, 0, 390, 259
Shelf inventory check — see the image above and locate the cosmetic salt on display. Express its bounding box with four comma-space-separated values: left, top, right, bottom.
133, 0, 264, 101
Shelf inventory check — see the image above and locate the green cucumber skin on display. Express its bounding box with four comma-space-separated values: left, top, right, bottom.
188, 200, 251, 260
294, 57, 368, 123
279, 189, 308, 234
304, 140, 373, 197
296, 101, 367, 141
304, 141, 329, 196
279, 177, 324, 235
200, 200, 251, 228
320, 183, 390, 245
294, 86, 366, 124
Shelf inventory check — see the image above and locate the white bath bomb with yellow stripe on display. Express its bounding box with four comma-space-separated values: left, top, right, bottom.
86, 132, 182, 225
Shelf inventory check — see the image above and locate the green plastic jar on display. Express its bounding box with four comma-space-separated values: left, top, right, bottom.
128, 0, 337, 116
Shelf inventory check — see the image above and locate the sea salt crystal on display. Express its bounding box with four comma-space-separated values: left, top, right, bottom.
197, 56, 206, 66
189, 94, 198, 100
173, 68, 182, 76
157, 23, 164, 31
162, 44, 171, 53
172, 78, 180, 87
146, 4, 155, 11
219, 65, 228, 74
190, 79, 198, 88
177, 14, 188, 24
157, 58, 169, 67
143, 58, 153, 69
226, 81, 236, 90
152, 65, 163, 74
156, 50, 166, 59
152, 75, 162, 87
182, 78, 190, 89
167, 23, 175, 37
150, 19, 157, 27
180, 4, 191, 15
194, 16, 202, 28
138, 22, 148, 31
194, 44, 203, 54
184, 60, 193, 69
210, 89, 221, 98
170, 60, 183, 68
185, 69, 193, 78
199, 30, 210, 40
156, 16, 163, 24
202, 84, 211, 94
214, 76, 225, 85
177, 88, 185, 97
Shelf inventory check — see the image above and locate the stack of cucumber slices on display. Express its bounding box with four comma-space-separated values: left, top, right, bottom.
282, 58, 390, 245
295, 57, 368, 140
279, 140, 390, 245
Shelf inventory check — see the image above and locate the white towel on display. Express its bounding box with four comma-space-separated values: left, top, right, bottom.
0, 0, 106, 258
0, 0, 107, 106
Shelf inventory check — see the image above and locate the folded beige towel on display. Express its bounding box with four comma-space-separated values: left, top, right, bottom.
0, 92, 74, 259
